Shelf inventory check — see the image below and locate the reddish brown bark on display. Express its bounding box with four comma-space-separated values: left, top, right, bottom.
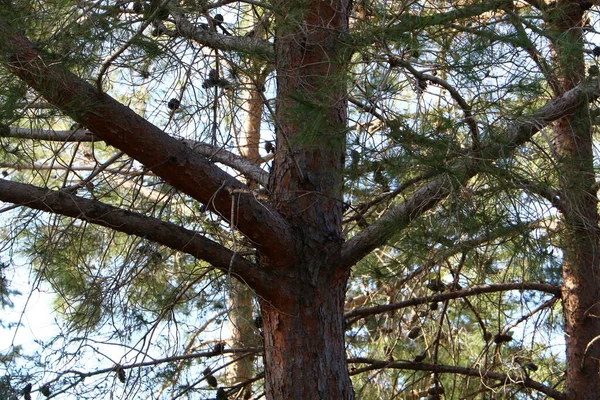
258, 1, 354, 397
549, 1, 600, 397
261, 267, 352, 399
557, 111, 600, 397
0, 179, 276, 292
3, 1, 600, 397
269, 0, 348, 236
0, 18, 296, 269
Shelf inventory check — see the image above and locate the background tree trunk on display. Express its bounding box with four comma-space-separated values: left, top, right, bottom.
226, 281, 256, 394
226, 68, 268, 395
550, 1, 600, 397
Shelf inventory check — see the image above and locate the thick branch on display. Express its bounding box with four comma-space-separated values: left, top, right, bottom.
0, 18, 294, 266
340, 78, 599, 268
0, 178, 275, 296
348, 358, 566, 399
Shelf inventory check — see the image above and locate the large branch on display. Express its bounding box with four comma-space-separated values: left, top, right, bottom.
340, 78, 599, 268
348, 358, 566, 399
0, 126, 269, 185
0, 18, 295, 266
0, 178, 275, 297
344, 281, 560, 322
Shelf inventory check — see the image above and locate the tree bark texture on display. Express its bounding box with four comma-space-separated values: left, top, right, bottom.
260, 1, 354, 398
261, 269, 352, 399
550, 1, 600, 397
269, 0, 349, 238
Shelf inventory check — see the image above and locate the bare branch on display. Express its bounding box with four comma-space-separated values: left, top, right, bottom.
348, 358, 566, 399
52, 347, 262, 398
1, 126, 95, 141
170, 11, 274, 61
0, 126, 268, 185
345, 281, 560, 322
182, 139, 268, 186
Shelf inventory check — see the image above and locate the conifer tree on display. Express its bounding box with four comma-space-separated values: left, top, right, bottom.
0, 0, 598, 398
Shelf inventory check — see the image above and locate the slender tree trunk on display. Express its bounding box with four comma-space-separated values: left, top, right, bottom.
226, 280, 256, 394
550, 2, 600, 397
237, 76, 264, 165
226, 70, 268, 395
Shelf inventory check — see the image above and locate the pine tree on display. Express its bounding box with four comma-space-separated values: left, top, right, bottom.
0, 0, 598, 398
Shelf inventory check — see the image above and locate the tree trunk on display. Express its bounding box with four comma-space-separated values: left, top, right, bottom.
226, 280, 256, 394
237, 75, 264, 165
269, 0, 348, 230
260, 1, 353, 398
550, 1, 600, 397
261, 263, 353, 399
557, 104, 600, 398
226, 69, 268, 394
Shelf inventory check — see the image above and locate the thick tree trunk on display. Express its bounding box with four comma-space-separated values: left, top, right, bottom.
261, 265, 353, 399
557, 107, 600, 397
260, 1, 353, 398
269, 0, 348, 234
550, 1, 600, 397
